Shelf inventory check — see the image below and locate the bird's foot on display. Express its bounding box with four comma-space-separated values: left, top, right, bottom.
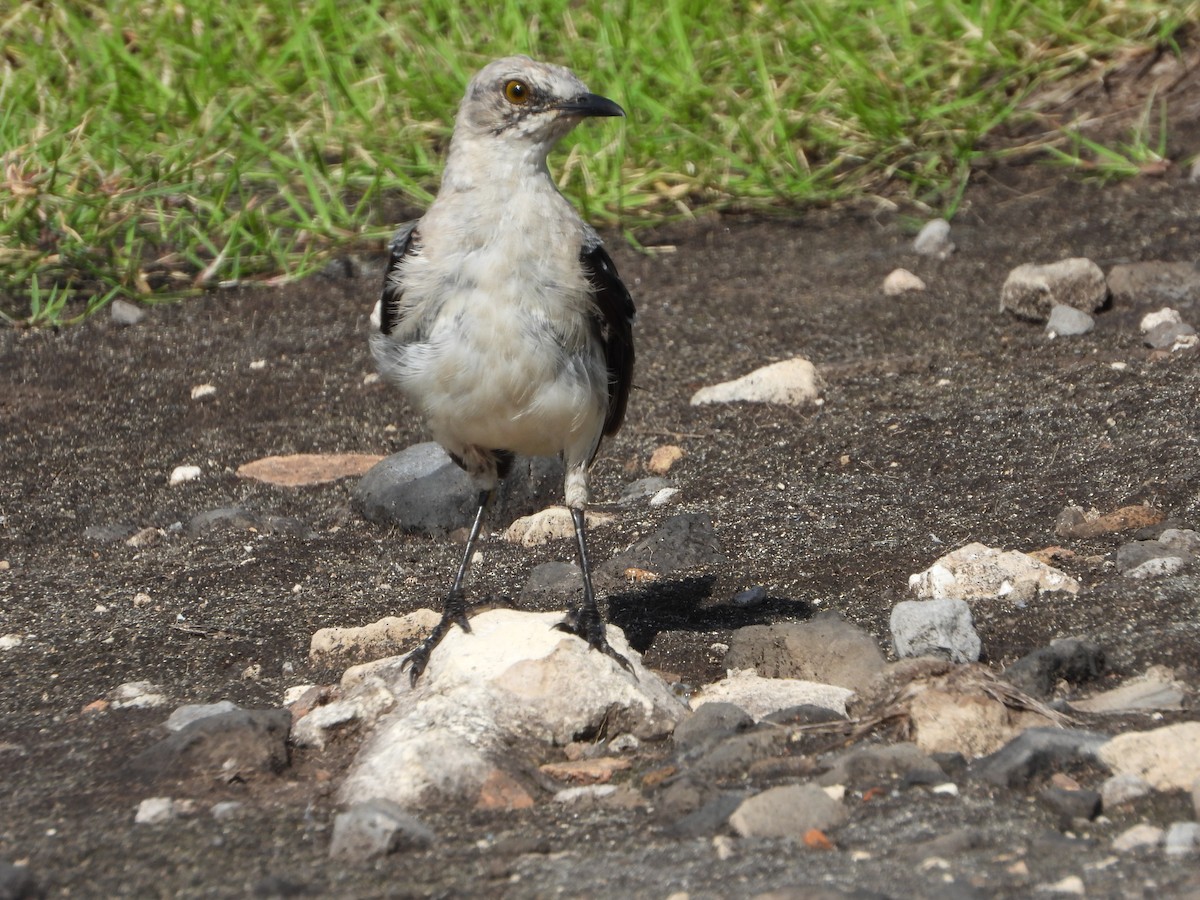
553, 609, 636, 677
401, 589, 474, 686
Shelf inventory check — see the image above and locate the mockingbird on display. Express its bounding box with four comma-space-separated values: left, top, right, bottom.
369, 56, 635, 683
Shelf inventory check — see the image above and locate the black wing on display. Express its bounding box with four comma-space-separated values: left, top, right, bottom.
378, 221, 421, 336
580, 234, 636, 440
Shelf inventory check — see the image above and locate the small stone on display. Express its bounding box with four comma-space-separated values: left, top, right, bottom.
1164, 822, 1200, 857
647, 445, 685, 475
539, 756, 631, 785
1140, 307, 1183, 332
1045, 303, 1094, 337
0, 634, 22, 651
1000, 258, 1107, 321
168, 465, 202, 486
189, 384, 217, 400
110, 681, 169, 709
889, 598, 980, 663
883, 268, 927, 295
109, 298, 145, 325
689, 358, 824, 407
1116, 539, 1192, 577
211, 801, 245, 821
1112, 823, 1163, 853
309, 610, 440, 664
135, 797, 184, 825
475, 768, 536, 811
600, 512, 724, 580
237, 453, 384, 487
132, 592, 153, 608
1039, 786, 1101, 821
729, 783, 848, 838
329, 799, 434, 861
553, 784, 618, 804
618, 477, 674, 506
649, 488, 680, 507
127, 708, 291, 780
503, 506, 614, 547
1002, 638, 1105, 698
730, 585, 768, 608
909, 542, 1079, 600
1036, 875, 1085, 895
913, 219, 954, 259
1071, 667, 1184, 713
689, 669, 852, 720
124, 527, 162, 549
1055, 504, 1164, 539
673, 702, 754, 752
0, 861, 38, 900
1144, 320, 1198, 351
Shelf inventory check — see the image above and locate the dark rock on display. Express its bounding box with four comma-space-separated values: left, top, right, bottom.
1039, 786, 1102, 822
730, 585, 769, 608
687, 727, 790, 780
519, 561, 582, 605
0, 862, 41, 900
727, 612, 886, 692
600, 512, 724, 578
672, 702, 754, 752
818, 742, 944, 788
1107, 261, 1200, 306
967, 727, 1109, 789
1002, 638, 1105, 698
354, 442, 562, 535
250, 874, 311, 897
1116, 539, 1192, 575
127, 708, 291, 781
665, 791, 745, 838
762, 704, 847, 727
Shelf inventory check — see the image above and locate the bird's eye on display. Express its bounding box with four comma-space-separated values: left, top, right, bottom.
503, 80, 530, 105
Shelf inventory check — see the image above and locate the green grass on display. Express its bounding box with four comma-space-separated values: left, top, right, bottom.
0, 0, 1195, 323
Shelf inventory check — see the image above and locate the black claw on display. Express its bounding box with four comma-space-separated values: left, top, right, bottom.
552, 613, 636, 677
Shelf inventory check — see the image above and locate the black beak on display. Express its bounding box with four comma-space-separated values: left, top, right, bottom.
556, 92, 625, 118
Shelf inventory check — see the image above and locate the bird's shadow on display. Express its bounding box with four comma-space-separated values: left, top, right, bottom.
606, 575, 816, 653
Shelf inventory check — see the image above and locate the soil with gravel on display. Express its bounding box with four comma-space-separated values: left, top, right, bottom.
3, 52, 1200, 899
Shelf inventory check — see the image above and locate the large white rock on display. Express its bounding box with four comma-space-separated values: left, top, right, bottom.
909, 542, 1080, 601
689, 358, 824, 407
1098, 722, 1200, 791
688, 668, 853, 720
339, 610, 686, 809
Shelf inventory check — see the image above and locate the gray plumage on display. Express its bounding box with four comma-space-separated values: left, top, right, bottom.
368, 56, 635, 682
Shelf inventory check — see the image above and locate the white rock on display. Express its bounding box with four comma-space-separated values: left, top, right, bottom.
883, 268, 927, 295
689, 358, 824, 407
0, 633, 22, 651
339, 610, 686, 809
729, 783, 848, 838
134, 797, 193, 824
190, 383, 217, 400
1098, 721, 1200, 791
649, 488, 680, 507
1071, 668, 1185, 714
688, 668, 853, 720
309, 610, 440, 662
909, 542, 1079, 601
1112, 823, 1164, 852
1046, 303, 1094, 337
554, 785, 618, 804
292, 677, 396, 750
1140, 307, 1182, 333
110, 681, 169, 709
1035, 875, 1084, 895
503, 506, 615, 547
283, 684, 318, 705
1100, 772, 1154, 808
168, 465, 202, 486
1000, 257, 1107, 321
913, 219, 955, 259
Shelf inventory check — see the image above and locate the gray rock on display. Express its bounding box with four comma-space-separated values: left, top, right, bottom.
729, 783, 848, 838
1107, 261, 1200, 307
1160, 528, 1200, 554
0, 861, 40, 900
672, 702, 754, 752
1144, 320, 1198, 350
1165, 821, 1200, 857
968, 727, 1109, 789
1002, 638, 1105, 698
127, 708, 291, 781
1000, 258, 1107, 321
913, 218, 955, 259
354, 442, 562, 535
666, 791, 746, 838
817, 742, 944, 788
600, 512, 724, 579
730, 585, 769, 608
1039, 785, 1101, 821
1100, 772, 1154, 809
1045, 303, 1095, 337
889, 598, 980, 663
685, 727, 791, 781
1116, 539, 1192, 576
726, 612, 886, 692
329, 799, 434, 861
164, 701, 241, 732
618, 477, 674, 506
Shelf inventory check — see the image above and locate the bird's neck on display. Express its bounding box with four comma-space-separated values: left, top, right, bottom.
440, 132, 557, 195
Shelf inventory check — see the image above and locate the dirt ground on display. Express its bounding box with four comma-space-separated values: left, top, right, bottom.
3, 49, 1200, 899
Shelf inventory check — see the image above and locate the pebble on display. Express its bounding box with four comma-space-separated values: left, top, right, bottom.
1115, 538, 1193, 577
647, 445, 685, 475
503, 506, 614, 547
190, 383, 217, 400
1143, 319, 1198, 351
1000, 258, 1107, 321
1039, 786, 1101, 821
1111, 823, 1163, 852
618, 477, 674, 506
1045, 303, 1094, 337
909, 542, 1079, 600
1070, 666, 1184, 713
329, 799, 434, 861
1099, 772, 1153, 808
1164, 821, 1200, 857
689, 358, 824, 407
889, 598, 980, 663
1054, 503, 1163, 538
883, 268, 927, 295
1139, 307, 1182, 332
0, 634, 22, 651
309, 610, 439, 664
211, 801, 245, 821
649, 487, 680, 507
134, 797, 194, 825
730, 585, 768, 608
689, 668, 852, 720
1035, 875, 1085, 895
109, 298, 145, 326
816, 742, 943, 789
236, 453, 384, 487
109, 681, 169, 709
164, 700, 241, 732
168, 465, 202, 486
913, 219, 955, 259
0, 861, 38, 900
126, 708, 291, 780
553, 784, 618, 804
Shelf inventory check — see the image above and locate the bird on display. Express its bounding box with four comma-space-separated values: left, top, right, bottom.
368, 56, 636, 684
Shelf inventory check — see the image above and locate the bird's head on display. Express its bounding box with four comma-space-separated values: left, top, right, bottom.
454, 56, 624, 150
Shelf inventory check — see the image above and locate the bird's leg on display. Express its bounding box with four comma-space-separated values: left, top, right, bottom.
555, 506, 634, 674
403, 488, 492, 685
